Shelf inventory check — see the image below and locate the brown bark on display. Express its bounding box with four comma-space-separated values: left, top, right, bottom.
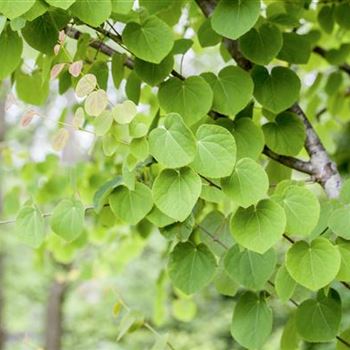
44, 279, 67, 350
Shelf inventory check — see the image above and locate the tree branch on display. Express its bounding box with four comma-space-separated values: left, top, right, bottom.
65, 26, 134, 69
65, 25, 331, 179
195, 0, 342, 197
263, 146, 313, 175
289, 103, 341, 197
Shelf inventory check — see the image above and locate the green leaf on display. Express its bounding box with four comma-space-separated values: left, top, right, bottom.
93, 176, 123, 212
111, 53, 125, 89
325, 71, 343, 96
88, 61, 108, 90
70, 0, 112, 27
231, 292, 273, 349
335, 2, 350, 30
231, 199, 286, 253
318, 5, 335, 34
93, 110, 113, 136
221, 157, 269, 208
286, 237, 341, 291
21, 2, 49, 21
275, 265, 296, 303
139, 0, 173, 14
214, 262, 239, 296
172, 38, 193, 55
147, 207, 175, 228
281, 313, 301, 350
296, 289, 341, 342
197, 18, 221, 48
22, 9, 69, 54
109, 182, 153, 225
134, 54, 174, 86
122, 16, 173, 64
152, 167, 202, 221
117, 310, 144, 341
125, 70, 141, 104
310, 200, 334, 238
10, 17, 26, 31
337, 328, 350, 350
224, 245, 276, 290
168, 242, 216, 294
161, 214, 194, 242
0, 25, 22, 80
172, 298, 197, 322
0, 0, 35, 19
198, 211, 233, 257
151, 334, 169, 350
201, 66, 253, 116
272, 185, 320, 236
45, 0, 76, 9
328, 206, 350, 239
16, 204, 45, 248
200, 184, 225, 204
211, 0, 260, 40
230, 118, 264, 160
197, 210, 233, 256
130, 137, 149, 161
336, 239, 350, 281
277, 32, 311, 64
263, 112, 305, 156
15, 70, 49, 106
111, 0, 133, 14
252, 66, 301, 114
266, 159, 292, 187
158, 76, 213, 125
50, 198, 85, 241
148, 113, 197, 168
239, 22, 283, 65
191, 124, 236, 178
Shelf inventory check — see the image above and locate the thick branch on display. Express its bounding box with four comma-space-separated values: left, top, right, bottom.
289, 104, 341, 197
263, 146, 313, 175
195, 0, 342, 197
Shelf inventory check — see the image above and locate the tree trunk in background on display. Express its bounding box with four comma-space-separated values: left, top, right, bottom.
44, 279, 67, 350
45, 90, 78, 350
0, 89, 7, 349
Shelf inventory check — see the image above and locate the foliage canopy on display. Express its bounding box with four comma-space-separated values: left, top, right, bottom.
1, 0, 350, 349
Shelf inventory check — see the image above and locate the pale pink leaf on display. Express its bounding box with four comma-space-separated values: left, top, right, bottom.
54, 44, 61, 55
69, 61, 83, 77
75, 74, 97, 98
84, 89, 108, 117
50, 63, 66, 80
20, 110, 38, 127
72, 107, 85, 129
52, 128, 69, 151
58, 30, 65, 44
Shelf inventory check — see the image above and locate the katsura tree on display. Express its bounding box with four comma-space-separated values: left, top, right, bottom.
1, 0, 350, 349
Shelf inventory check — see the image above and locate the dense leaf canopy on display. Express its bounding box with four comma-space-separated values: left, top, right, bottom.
1, 0, 350, 349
